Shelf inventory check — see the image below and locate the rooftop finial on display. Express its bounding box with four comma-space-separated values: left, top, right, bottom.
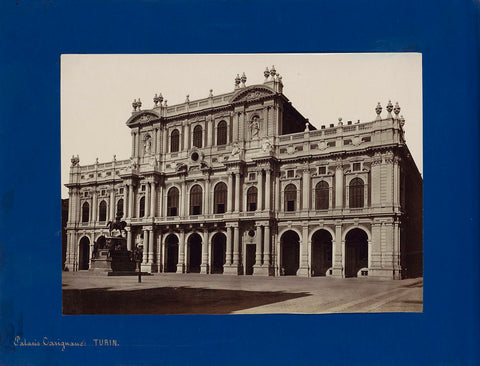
270, 65, 276, 78
394, 102, 401, 117
235, 74, 241, 89
132, 98, 138, 111
209, 89, 213, 97
386, 100, 393, 117
264, 66, 270, 81
400, 115, 405, 127
186, 94, 190, 102
153, 93, 163, 107
241, 72, 247, 87
137, 98, 142, 110
375, 102, 382, 119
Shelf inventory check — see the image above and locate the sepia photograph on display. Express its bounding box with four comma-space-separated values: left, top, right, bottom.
61, 53, 423, 315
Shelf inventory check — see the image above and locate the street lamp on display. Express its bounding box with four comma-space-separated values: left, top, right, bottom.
134, 244, 143, 283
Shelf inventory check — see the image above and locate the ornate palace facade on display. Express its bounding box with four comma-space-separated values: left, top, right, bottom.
64, 68, 422, 279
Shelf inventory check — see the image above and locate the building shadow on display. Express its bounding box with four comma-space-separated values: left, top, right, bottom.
63, 287, 310, 315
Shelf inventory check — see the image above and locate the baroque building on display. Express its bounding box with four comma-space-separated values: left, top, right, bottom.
64, 67, 422, 279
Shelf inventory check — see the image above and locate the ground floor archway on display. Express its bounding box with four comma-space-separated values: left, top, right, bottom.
79, 236, 90, 270
211, 232, 226, 274
280, 230, 300, 276
345, 228, 368, 277
311, 230, 332, 276
187, 233, 202, 273
165, 234, 179, 273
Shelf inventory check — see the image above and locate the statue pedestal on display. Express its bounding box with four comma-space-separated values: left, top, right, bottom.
90, 236, 136, 274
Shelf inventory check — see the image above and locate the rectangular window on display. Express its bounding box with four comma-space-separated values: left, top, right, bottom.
192, 206, 201, 215
141, 185, 146, 192
216, 204, 225, 214
101, 190, 106, 196
353, 163, 361, 171
249, 173, 256, 181
287, 200, 295, 211
119, 188, 124, 194
319, 166, 326, 175
287, 170, 294, 178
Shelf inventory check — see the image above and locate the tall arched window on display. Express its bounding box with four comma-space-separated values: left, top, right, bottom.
247, 186, 258, 211
98, 200, 107, 222
170, 129, 180, 152
82, 202, 89, 222
349, 178, 364, 208
214, 182, 227, 214
190, 185, 203, 215
116, 199, 124, 218
167, 187, 179, 216
217, 121, 227, 145
284, 184, 297, 212
193, 125, 203, 148
139, 196, 146, 217
315, 181, 329, 210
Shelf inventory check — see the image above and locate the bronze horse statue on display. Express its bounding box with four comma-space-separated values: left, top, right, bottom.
106, 214, 127, 238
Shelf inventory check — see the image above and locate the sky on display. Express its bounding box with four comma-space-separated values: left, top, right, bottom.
61, 53, 422, 198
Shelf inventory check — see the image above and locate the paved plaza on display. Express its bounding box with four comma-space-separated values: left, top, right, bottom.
62, 272, 423, 315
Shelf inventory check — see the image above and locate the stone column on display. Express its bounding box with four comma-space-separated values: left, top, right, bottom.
92, 190, 97, 224
253, 225, 268, 275
204, 178, 210, 215
150, 182, 156, 217
126, 227, 132, 251
207, 118, 213, 146
158, 184, 163, 218
258, 169, 263, 211
335, 163, 344, 210
302, 167, 310, 211
332, 223, 343, 277
234, 173, 241, 212
135, 131, 140, 158
297, 225, 310, 277
180, 181, 186, 217
109, 189, 115, 221
263, 224, 271, 271
225, 226, 233, 267
124, 184, 129, 218
393, 221, 401, 279
200, 230, 209, 274
183, 123, 189, 150
227, 173, 233, 213
153, 128, 158, 156
162, 127, 167, 154
128, 184, 134, 218
149, 229, 154, 266
131, 132, 135, 158
177, 230, 185, 273
142, 228, 149, 265
233, 225, 240, 268
265, 169, 271, 211
275, 172, 280, 211
145, 183, 151, 217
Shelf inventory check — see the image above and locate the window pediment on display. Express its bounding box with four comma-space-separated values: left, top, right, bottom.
229, 86, 275, 103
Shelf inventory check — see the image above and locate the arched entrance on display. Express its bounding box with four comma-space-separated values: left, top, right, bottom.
79, 236, 90, 270
187, 233, 202, 273
165, 234, 179, 273
311, 230, 332, 276
211, 232, 226, 274
280, 230, 300, 276
345, 228, 368, 277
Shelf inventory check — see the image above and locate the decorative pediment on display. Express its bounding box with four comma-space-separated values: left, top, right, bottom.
126, 112, 160, 125
229, 85, 275, 103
